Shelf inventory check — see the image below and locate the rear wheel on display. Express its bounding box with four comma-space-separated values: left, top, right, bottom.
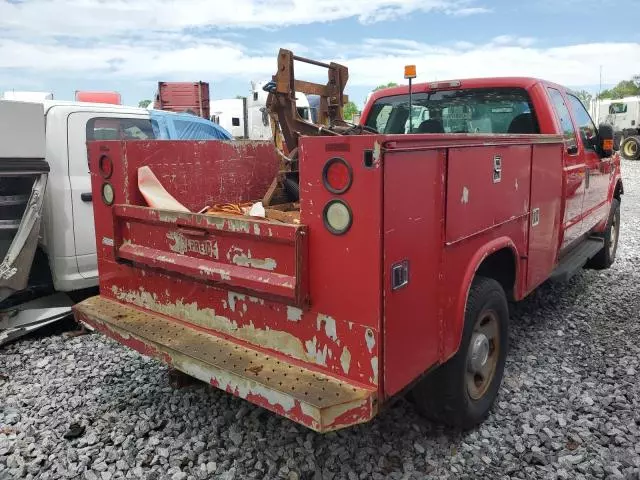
621, 136, 640, 160
411, 276, 509, 429
587, 198, 620, 270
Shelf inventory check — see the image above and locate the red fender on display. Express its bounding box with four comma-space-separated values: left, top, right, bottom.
444, 236, 520, 363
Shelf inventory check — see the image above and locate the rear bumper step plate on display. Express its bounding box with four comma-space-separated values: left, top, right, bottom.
74, 296, 377, 432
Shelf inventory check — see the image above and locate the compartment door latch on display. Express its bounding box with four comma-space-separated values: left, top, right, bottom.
391, 260, 409, 290
493, 155, 502, 183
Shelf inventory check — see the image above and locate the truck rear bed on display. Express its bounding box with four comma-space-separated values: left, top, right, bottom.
74, 138, 380, 432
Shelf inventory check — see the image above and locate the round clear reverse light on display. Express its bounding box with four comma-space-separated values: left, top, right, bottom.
102, 183, 115, 205
323, 200, 352, 235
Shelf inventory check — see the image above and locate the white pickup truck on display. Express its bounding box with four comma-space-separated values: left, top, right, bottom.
0, 99, 232, 341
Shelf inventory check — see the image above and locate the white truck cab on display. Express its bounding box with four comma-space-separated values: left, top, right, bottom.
42, 101, 157, 290
591, 96, 640, 159
1, 99, 232, 295
0, 99, 231, 342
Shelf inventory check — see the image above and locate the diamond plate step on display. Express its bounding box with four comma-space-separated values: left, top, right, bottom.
74, 296, 377, 432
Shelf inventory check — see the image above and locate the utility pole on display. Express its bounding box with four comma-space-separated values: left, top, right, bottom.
598, 65, 603, 99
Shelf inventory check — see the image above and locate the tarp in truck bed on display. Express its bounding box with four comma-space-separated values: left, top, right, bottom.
150, 110, 233, 140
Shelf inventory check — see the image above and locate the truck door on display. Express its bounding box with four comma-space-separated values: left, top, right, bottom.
546, 87, 586, 250
67, 112, 155, 279
565, 94, 611, 233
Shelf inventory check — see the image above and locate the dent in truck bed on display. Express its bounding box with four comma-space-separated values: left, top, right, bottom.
111, 204, 308, 305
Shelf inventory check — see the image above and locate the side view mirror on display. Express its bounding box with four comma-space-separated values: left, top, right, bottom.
598, 123, 614, 157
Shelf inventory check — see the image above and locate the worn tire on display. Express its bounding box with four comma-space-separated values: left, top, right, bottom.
411, 276, 509, 429
621, 136, 640, 160
587, 198, 621, 270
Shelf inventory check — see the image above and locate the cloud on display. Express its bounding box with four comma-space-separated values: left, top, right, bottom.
490, 35, 536, 47
1, 33, 637, 92
0, 0, 637, 100
0, 0, 487, 36
339, 40, 640, 89
450, 6, 491, 16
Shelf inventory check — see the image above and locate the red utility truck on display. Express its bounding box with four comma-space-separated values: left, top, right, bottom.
154, 81, 210, 119
74, 51, 622, 432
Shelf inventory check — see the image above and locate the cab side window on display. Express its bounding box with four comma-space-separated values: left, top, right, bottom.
86, 118, 157, 141
609, 103, 627, 114
547, 88, 577, 152
567, 94, 598, 151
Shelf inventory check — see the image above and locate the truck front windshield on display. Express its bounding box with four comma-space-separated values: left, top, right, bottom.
365, 87, 537, 135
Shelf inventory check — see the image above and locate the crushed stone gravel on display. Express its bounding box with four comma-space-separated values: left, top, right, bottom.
1, 161, 639, 480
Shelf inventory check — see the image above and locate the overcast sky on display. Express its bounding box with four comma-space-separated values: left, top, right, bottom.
1, 0, 639, 107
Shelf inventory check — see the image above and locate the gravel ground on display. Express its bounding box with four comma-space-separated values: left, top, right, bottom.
1, 161, 639, 480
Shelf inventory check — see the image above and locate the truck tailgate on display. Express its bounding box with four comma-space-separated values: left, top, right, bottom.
113, 205, 308, 306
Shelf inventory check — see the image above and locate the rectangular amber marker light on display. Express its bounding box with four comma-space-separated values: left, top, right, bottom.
603, 139, 613, 151
404, 65, 416, 79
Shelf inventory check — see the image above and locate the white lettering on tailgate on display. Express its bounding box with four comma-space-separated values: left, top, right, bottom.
166, 231, 219, 258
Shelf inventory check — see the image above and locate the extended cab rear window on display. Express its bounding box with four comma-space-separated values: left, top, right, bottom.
365, 87, 538, 135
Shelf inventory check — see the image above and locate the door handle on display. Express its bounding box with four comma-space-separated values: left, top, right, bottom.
80, 192, 92, 202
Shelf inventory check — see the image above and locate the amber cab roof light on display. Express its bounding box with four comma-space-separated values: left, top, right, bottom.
404, 65, 417, 80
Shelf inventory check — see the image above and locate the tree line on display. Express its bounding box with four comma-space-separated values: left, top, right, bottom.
575, 76, 640, 107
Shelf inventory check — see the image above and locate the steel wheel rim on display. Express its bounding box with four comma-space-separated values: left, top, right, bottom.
609, 211, 619, 257
624, 140, 637, 157
466, 310, 499, 401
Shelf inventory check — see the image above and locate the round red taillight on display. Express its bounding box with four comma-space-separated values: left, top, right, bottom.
99, 155, 113, 179
322, 157, 352, 194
